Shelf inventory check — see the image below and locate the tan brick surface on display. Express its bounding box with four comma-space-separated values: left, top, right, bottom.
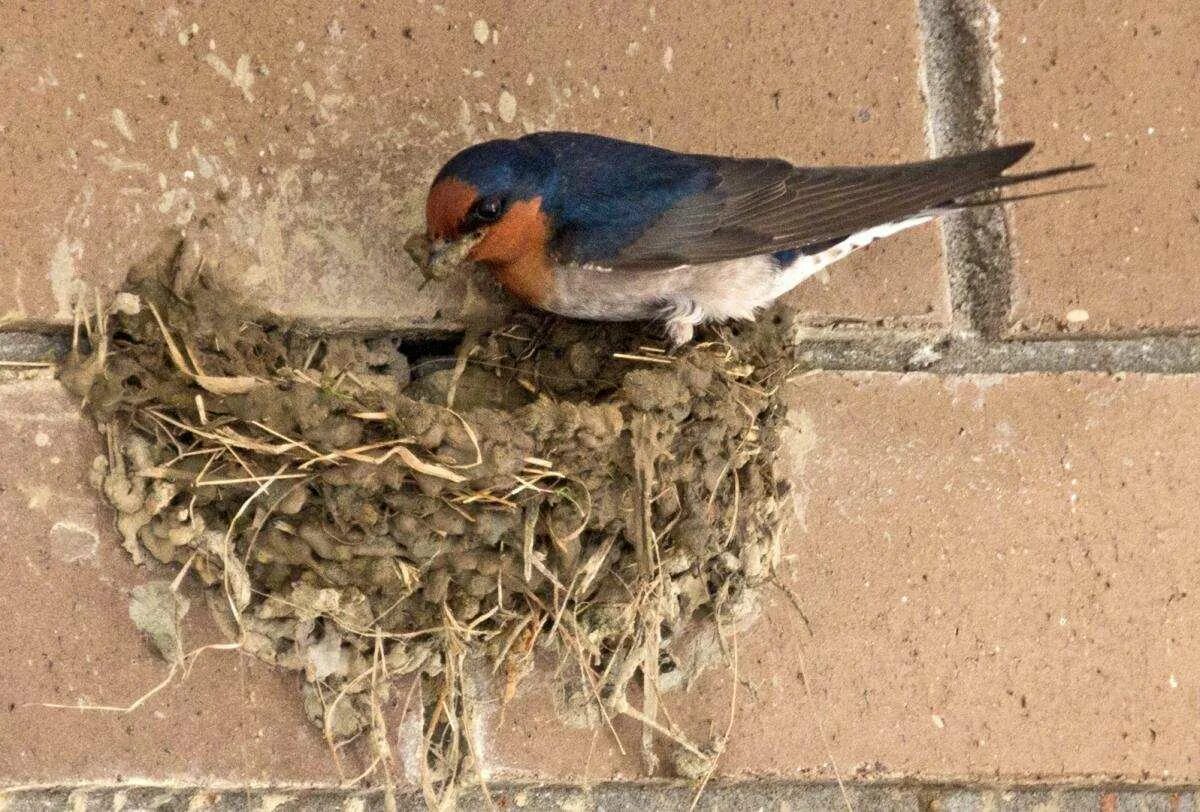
997, 1, 1200, 335
489, 371, 1200, 781
5, 371, 1200, 785
0, 378, 340, 784
0, 0, 945, 331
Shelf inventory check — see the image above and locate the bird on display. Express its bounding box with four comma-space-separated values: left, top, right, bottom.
424, 132, 1090, 345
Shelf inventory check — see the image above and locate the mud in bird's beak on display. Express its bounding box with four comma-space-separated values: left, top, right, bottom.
424, 238, 448, 268
411, 232, 484, 281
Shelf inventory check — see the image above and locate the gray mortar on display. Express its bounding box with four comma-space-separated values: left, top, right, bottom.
796, 332, 1200, 375
0, 781, 1195, 811
917, 0, 1016, 338
16, 325, 1200, 375
0, 331, 71, 364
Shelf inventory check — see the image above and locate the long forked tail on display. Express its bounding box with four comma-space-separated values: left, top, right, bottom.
780, 141, 1095, 252
767, 143, 1094, 299
933, 142, 1097, 211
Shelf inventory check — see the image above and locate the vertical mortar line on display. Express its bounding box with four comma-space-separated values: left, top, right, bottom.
916, 0, 1017, 339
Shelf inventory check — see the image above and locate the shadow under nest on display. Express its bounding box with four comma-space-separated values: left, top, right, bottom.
60, 240, 798, 808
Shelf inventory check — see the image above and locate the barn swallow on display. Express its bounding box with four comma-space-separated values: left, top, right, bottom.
425, 132, 1090, 345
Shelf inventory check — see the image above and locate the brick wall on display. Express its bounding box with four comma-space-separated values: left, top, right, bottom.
2, 0, 1198, 806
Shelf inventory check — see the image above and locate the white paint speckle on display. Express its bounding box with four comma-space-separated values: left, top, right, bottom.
472, 19, 490, 45
50, 520, 100, 563
1066, 309, 1089, 324
1169, 674, 1179, 689
931, 714, 945, 729
111, 108, 135, 142
204, 52, 256, 102
661, 45, 674, 72
34, 431, 51, 447
96, 154, 149, 173
191, 146, 217, 179
48, 236, 84, 320
167, 119, 180, 150
497, 90, 517, 123
457, 98, 476, 140
166, 194, 192, 222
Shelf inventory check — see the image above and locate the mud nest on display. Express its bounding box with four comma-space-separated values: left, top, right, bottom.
61, 243, 797, 806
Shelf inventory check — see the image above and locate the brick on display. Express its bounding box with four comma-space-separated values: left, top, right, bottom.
10, 372, 1200, 788
0, 379, 340, 784
0, 0, 944, 331
488, 371, 1200, 781
995, 1, 1200, 335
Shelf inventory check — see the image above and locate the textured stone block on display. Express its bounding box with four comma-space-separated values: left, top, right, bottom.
489, 371, 1200, 781
0, 1, 944, 331
996, 1, 1200, 335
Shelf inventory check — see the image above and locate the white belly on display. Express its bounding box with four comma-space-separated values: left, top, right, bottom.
547, 255, 782, 323
545, 215, 933, 342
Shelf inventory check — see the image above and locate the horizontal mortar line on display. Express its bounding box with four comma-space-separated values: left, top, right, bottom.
797, 334, 1200, 374
10, 328, 1200, 376
3, 777, 1198, 798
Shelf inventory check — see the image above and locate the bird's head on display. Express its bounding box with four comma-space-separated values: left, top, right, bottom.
424, 138, 556, 272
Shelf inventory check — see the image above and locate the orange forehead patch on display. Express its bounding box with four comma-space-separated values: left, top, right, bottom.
425, 177, 478, 241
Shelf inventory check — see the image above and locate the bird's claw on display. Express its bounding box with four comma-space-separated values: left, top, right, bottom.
664, 318, 695, 350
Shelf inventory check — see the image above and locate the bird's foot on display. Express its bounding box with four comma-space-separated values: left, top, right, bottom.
659, 298, 705, 350
664, 317, 696, 350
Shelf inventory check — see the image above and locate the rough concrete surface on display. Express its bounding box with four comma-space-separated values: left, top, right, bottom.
0, 0, 946, 332
489, 371, 1200, 782
4, 0, 1200, 805
6, 372, 1200, 790
996, 0, 1200, 335
0, 379, 341, 785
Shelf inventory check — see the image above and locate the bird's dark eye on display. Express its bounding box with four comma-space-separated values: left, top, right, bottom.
472, 195, 504, 223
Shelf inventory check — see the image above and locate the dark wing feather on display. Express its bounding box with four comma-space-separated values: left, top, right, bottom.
611, 142, 1038, 270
